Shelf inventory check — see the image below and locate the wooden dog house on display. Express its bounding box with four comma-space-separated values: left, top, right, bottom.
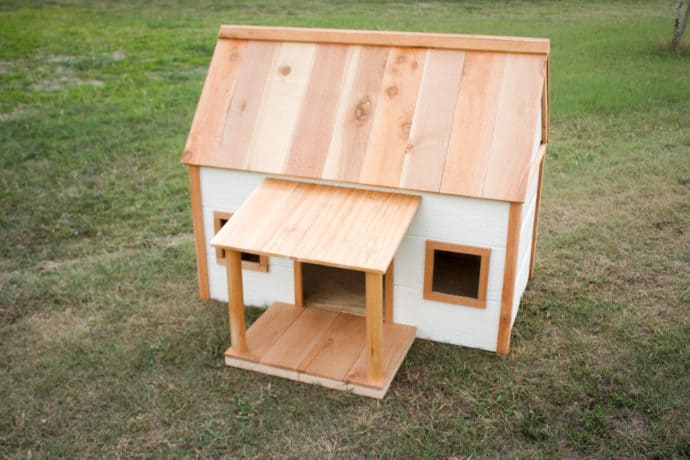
182, 25, 550, 398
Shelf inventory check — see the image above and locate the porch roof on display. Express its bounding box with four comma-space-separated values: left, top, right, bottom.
210, 178, 421, 273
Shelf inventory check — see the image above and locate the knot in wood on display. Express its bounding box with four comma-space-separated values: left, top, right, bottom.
278, 65, 291, 76
386, 86, 399, 98
355, 97, 371, 121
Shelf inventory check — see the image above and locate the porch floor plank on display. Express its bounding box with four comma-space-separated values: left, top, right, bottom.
224, 302, 416, 399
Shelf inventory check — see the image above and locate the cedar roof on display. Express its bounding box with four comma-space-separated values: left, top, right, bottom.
182, 26, 549, 202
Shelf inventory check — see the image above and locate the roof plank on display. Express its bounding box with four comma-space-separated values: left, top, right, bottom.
482, 54, 546, 202
217, 41, 277, 169
322, 46, 389, 182
399, 49, 465, 192
358, 47, 426, 188
440, 52, 506, 197
245, 42, 316, 173
284, 44, 349, 178
182, 39, 246, 165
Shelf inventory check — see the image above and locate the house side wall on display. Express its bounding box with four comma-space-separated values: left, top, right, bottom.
199, 167, 510, 352
512, 106, 543, 327
512, 172, 539, 327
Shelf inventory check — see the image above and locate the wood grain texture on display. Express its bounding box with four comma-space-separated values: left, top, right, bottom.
399, 49, 465, 191
217, 41, 277, 169
260, 306, 339, 370
302, 313, 366, 380
226, 302, 303, 362
210, 179, 421, 273
358, 47, 426, 188
482, 54, 546, 202
218, 25, 551, 55
188, 166, 209, 300
322, 46, 389, 182
245, 42, 316, 173
182, 31, 549, 203
440, 52, 506, 197
182, 39, 245, 165
496, 202, 521, 355
284, 44, 349, 177
223, 302, 416, 398
347, 320, 416, 389
226, 250, 247, 353
365, 272, 384, 383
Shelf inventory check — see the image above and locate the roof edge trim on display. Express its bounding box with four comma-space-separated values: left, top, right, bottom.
218, 25, 550, 55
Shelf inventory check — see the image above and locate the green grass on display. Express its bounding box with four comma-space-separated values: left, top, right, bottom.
1, 0, 688, 457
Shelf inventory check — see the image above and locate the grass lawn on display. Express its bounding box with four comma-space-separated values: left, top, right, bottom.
1, 0, 688, 457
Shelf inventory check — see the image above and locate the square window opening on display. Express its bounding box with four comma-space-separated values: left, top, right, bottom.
432, 250, 482, 299
424, 241, 490, 308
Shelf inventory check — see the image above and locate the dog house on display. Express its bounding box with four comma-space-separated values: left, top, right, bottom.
182, 26, 550, 398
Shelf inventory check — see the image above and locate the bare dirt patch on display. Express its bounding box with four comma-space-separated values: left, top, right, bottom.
34, 76, 105, 91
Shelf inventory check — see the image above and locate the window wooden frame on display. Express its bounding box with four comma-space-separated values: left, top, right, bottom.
423, 240, 490, 309
213, 211, 269, 272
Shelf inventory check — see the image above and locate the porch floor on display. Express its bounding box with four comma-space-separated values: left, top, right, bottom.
225, 302, 416, 399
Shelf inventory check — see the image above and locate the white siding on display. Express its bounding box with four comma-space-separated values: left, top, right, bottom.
199, 166, 511, 352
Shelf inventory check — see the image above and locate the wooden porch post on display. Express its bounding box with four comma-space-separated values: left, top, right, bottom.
225, 249, 247, 353
365, 271, 384, 383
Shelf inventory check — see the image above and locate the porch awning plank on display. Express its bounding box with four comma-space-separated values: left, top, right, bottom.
211, 178, 421, 273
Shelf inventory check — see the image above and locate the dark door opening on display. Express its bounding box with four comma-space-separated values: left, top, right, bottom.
301, 263, 365, 315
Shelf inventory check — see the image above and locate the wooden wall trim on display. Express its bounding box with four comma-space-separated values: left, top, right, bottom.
188, 165, 210, 300
218, 25, 551, 55
541, 57, 550, 143
529, 156, 546, 279
423, 240, 491, 309
496, 202, 522, 355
